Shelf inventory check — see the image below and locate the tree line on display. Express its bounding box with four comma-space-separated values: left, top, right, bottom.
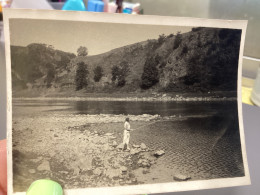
74, 32, 183, 91
74, 27, 240, 92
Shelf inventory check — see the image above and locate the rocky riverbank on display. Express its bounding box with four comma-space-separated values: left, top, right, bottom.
12, 102, 244, 192
13, 114, 192, 192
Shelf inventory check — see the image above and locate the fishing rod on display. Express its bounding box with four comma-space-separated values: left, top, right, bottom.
129, 117, 184, 131
131, 120, 162, 131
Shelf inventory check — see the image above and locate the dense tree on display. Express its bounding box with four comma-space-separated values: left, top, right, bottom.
167, 33, 174, 38
111, 65, 120, 82
44, 63, 55, 88
118, 61, 129, 87
93, 66, 103, 82
207, 29, 241, 89
46, 68, 55, 88
181, 44, 188, 56
111, 62, 129, 87
75, 61, 88, 90
141, 56, 159, 89
173, 32, 182, 50
158, 34, 166, 44
77, 46, 88, 57
183, 28, 241, 91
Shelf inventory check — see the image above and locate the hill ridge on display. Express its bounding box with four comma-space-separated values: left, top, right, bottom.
11, 27, 241, 97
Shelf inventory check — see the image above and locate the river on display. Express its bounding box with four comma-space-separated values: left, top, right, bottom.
13, 99, 237, 117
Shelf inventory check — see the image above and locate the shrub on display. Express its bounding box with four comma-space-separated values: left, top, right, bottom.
46, 68, 55, 88
75, 61, 88, 90
141, 57, 159, 89
191, 27, 204, 32
77, 46, 88, 57
93, 66, 103, 82
111, 65, 120, 82
173, 32, 182, 50
111, 62, 129, 87
181, 44, 188, 56
158, 34, 166, 44
167, 33, 174, 38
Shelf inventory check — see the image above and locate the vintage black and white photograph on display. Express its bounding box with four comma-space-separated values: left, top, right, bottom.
4, 9, 250, 195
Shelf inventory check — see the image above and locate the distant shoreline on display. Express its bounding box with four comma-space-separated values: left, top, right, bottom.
12, 96, 237, 102
12, 90, 237, 102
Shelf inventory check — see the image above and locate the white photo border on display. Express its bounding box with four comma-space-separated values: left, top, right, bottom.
3, 8, 250, 195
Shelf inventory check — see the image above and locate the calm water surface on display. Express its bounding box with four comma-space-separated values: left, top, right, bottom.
13, 99, 237, 117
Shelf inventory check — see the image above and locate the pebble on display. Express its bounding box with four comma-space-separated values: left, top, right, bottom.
28, 169, 36, 174
30, 156, 43, 163
140, 143, 147, 150
137, 159, 151, 168
130, 148, 141, 155
93, 168, 102, 176
120, 166, 128, 173
173, 174, 191, 181
111, 141, 117, 147
73, 167, 80, 175
142, 169, 150, 174
116, 143, 124, 149
132, 178, 137, 182
126, 180, 132, 184
37, 160, 50, 171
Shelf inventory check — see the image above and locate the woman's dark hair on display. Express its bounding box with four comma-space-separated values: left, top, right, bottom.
125, 117, 130, 122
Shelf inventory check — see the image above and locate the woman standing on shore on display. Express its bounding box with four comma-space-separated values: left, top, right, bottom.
123, 117, 132, 151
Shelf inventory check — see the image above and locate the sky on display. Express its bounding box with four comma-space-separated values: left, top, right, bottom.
9, 19, 192, 56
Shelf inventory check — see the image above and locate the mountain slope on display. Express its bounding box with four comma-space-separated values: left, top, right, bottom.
11, 27, 241, 96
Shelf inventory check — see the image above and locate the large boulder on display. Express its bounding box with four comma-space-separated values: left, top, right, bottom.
130, 148, 141, 155
154, 150, 165, 157
111, 141, 117, 147
132, 144, 140, 148
116, 143, 124, 150
137, 159, 151, 168
140, 143, 147, 150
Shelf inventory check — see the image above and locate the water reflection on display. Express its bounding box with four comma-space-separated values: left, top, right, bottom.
72, 100, 236, 116
13, 99, 237, 117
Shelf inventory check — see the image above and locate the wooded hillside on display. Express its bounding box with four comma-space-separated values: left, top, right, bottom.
11, 27, 241, 96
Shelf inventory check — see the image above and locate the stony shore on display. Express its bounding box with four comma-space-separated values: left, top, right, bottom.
13, 114, 189, 192
12, 110, 244, 192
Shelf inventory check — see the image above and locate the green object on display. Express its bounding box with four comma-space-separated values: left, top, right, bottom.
26, 179, 63, 195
